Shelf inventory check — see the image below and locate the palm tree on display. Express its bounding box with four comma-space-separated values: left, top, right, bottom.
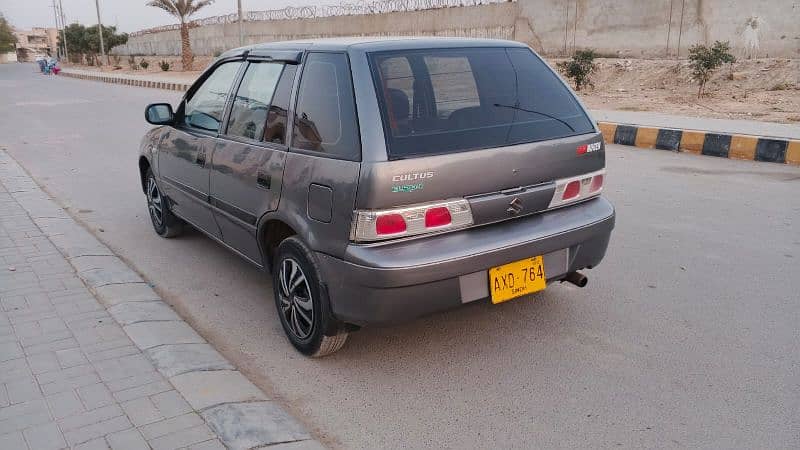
146, 0, 213, 71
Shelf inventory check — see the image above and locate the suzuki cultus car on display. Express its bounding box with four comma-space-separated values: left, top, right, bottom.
139, 37, 615, 356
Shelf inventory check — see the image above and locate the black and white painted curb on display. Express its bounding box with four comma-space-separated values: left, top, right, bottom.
0, 149, 325, 450
61, 69, 191, 92
598, 122, 800, 166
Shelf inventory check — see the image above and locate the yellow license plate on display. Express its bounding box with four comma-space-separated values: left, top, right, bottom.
489, 255, 546, 304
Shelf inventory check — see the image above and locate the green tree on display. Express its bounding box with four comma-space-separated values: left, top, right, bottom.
688, 40, 736, 97
557, 49, 598, 91
146, 0, 214, 71
0, 14, 17, 53
60, 23, 89, 59
58, 23, 127, 65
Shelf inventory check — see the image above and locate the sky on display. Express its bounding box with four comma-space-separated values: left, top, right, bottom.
0, 0, 325, 33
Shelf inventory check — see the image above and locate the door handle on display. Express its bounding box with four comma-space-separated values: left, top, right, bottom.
196, 152, 206, 167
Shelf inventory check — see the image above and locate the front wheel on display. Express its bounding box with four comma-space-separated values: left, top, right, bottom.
272, 237, 348, 357
145, 169, 184, 238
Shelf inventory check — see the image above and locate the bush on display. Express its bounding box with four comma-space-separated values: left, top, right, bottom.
688, 40, 736, 97
139, 59, 149, 69
212, 48, 223, 57
128, 54, 137, 70
557, 49, 598, 91
159, 60, 170, 72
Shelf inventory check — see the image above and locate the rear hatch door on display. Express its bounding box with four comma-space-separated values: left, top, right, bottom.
358, 45, 604, 225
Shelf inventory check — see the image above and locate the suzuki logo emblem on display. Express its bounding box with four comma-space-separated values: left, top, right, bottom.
507, 197, 523, 216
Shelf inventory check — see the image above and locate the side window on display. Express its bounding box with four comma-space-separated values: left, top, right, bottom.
183, 61, 242, 132
264, 65, 297, 145
292, 53, 360, 160
226, 62, 283, 140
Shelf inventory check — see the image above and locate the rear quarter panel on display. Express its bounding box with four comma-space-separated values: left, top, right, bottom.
278, 153, 361, 257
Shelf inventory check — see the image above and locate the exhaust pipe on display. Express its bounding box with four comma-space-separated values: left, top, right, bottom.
563, 271, 588, 288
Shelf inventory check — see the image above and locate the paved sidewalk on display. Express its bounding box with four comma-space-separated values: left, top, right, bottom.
0, 150, 322, 450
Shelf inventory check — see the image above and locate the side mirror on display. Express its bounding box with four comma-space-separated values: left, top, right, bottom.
145, 103, 174, 125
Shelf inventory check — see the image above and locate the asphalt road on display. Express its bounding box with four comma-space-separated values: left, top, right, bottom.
2, 64, 798, 449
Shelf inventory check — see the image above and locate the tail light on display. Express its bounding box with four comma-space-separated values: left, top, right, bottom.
375, 214, 407, 235
562, 180, 581, 200
424, 207, 452, 228
351, 199, 473, 242
548, 169, 605, 209
590, 174, 603, 192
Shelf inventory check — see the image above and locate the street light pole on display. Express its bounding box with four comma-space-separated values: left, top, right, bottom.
238, 0, 244, 46
94, 0, 107, 65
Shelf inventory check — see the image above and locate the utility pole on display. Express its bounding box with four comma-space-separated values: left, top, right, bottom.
562, 1, 568, 56
238, 0, 244, 46
665, 0, 674, 57
58, 0, 69, 61
51, 0, 61, 57
572, 0, 578, 52
94, 0, 107, 65
676, 0, 686, 59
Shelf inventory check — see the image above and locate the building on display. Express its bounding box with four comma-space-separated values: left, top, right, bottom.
0, 52, 18, 63
13, 27, 58, 61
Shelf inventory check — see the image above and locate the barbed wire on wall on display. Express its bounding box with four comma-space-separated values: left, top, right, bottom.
130, 0, 515, 36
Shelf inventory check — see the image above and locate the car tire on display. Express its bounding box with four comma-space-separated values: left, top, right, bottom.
145, 169, 184, 238
272, 236, 348, 357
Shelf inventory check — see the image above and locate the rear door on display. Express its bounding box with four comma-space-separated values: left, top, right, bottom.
208, 60, 297, 265
157, 60, 243, 237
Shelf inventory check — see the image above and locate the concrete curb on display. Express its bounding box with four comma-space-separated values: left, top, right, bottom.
60, 70, 191, 92
597, 121, 800, 166
0, 149, 324, 450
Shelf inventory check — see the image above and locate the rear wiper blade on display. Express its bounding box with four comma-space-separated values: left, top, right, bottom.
493, 103, 576, 132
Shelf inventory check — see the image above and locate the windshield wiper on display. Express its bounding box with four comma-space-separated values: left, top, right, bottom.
493, 103, 576, 132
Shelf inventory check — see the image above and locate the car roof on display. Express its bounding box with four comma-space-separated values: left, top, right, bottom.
220, 36, 527, 58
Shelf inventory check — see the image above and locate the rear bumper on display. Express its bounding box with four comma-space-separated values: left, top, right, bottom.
316, 197, 615, 326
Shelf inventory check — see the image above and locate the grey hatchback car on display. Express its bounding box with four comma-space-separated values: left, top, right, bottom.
139, 37, 615, 356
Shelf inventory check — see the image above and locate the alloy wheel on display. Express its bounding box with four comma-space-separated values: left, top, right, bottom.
278, 258, 315, 339
147, 177, 164, 227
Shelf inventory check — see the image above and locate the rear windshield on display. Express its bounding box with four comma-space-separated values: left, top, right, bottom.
369, 47, 594, 158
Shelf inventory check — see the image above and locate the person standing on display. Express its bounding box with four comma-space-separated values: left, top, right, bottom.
35, 55, 46, 73
46, 56, 57, 75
